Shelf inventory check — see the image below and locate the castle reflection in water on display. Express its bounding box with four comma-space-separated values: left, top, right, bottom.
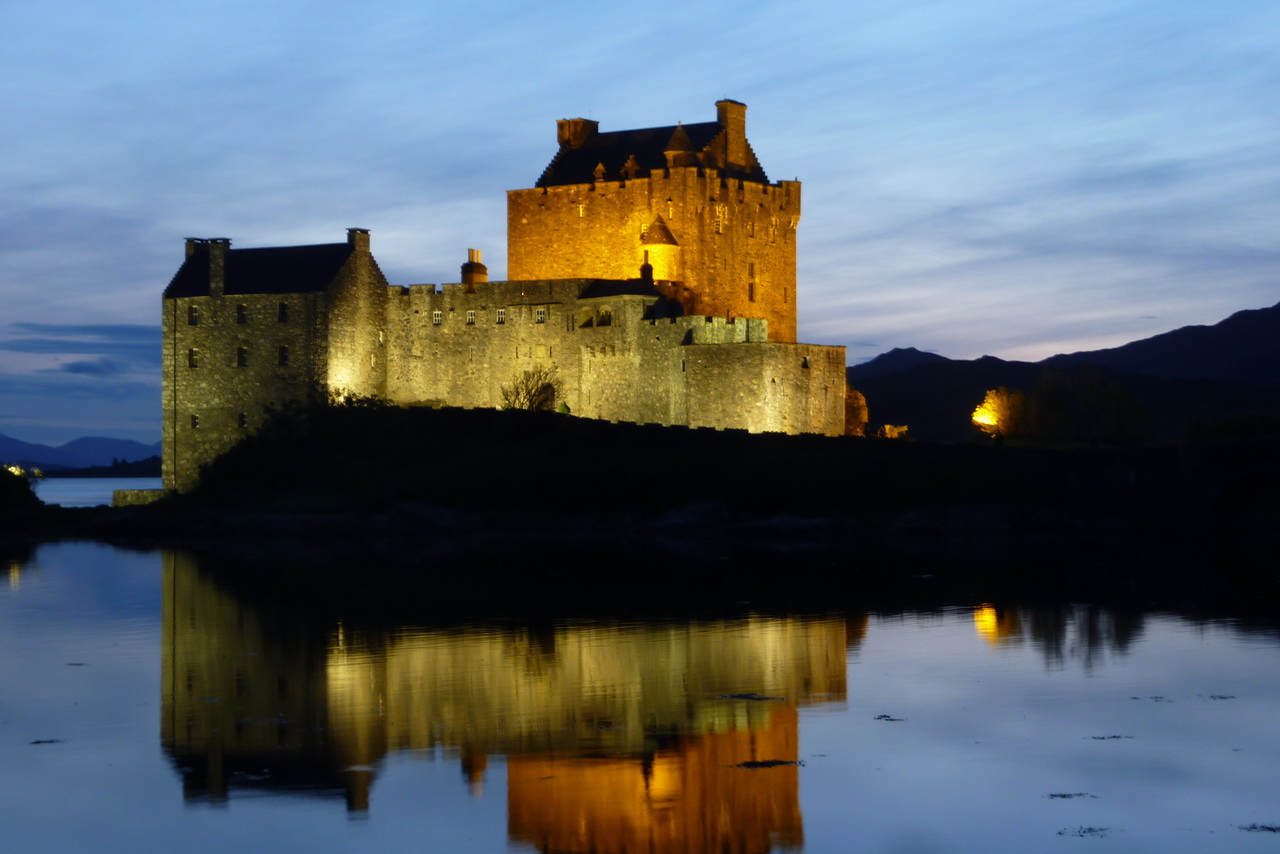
161, 552, 859, 853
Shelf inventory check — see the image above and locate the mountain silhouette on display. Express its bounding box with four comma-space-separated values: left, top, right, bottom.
849, 302, 1280, 442
1043, 301, 1280, 384
0, 434, 162, 470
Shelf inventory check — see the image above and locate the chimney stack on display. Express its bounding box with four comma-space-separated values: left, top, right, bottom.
556, 118, 600, 148
207, 238, 230, 297
461, 248, 488, 292
715, 99, 748, 168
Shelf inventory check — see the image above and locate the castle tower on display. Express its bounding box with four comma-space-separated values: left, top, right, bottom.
507, 100, 800, 342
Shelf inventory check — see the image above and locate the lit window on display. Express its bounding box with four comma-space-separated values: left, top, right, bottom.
236, 304, 248, 324
466, 310, 476, 325
535, 307, 547, 323
576, 204, 585, 217
714, 204, 726, 234
278, 302, 289, 322
278, 345, 289, 366
496, 308, 506, 324
187, 305, 199, 326
237, 347, 248, 367
187, 348, 199, 368
432, 310, 442, 326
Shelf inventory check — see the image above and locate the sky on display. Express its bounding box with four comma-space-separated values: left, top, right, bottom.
2, 0, 1278, 444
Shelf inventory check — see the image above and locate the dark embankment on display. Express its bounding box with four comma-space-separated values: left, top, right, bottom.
20, 403, 1272, 609
1, 468, 42, 514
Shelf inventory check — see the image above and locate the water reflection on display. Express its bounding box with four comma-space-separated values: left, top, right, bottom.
162, 551, 852, 849
972, 604, 1145, 668
2, 543, 37, 590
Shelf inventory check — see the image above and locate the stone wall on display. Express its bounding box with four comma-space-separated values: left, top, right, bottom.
326, 229, 390, 398
507, 170, 800, 342
163, 289, 328, 491
384, 277, 843, 435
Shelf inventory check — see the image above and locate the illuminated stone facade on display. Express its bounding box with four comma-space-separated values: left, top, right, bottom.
161, 101, 846, 491
509, 100, 800, 343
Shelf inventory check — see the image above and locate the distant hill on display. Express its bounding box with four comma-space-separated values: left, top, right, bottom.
1043, 301, 1280, 384
850, 302, 1280, 443
0, 433, 162, 470
847, 347, 952, 382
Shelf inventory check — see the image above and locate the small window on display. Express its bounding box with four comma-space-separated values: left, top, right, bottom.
238, 413, 248, 428
748, 262, 755, 280
432, 310, 442, 326
576, 204, 585, 217
190, 414, 200, 429
597, 307, 612, 326
466, 309, 476, 325
187, 348, 199, 368
237, 346, 248, 367
535, 307, 547, 324
496, 308, 506, 324
801, 356, 810, 369
278, 345, 289, 366
277, 302, 289, 322
236, 304, 248, 324
714, 204, 727, 234
748, 282, 756, 302
187, 305, 199, 326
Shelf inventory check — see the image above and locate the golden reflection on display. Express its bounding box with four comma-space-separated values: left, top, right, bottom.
8, 560, 20, 589
974, 604, 1022, 646
161, 548, 851, 848
508, 705, 802, 854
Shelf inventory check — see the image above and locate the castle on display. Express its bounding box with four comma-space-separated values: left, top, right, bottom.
161, 100, 847, 491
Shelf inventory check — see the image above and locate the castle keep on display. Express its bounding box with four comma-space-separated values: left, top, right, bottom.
162, 101, 846, 491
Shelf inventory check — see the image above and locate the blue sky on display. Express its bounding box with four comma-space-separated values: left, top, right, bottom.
2, 0, 1278, 444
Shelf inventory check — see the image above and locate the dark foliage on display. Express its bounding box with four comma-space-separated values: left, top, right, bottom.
0, 468, 42, 514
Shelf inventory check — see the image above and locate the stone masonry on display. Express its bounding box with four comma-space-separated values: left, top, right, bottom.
160, 101, 847, 491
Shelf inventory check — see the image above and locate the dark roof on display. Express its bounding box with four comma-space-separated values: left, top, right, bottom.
641, 216, 678, 246
536, 122, 768, 187
578, 278, 666, 299
164, 243, 354, 298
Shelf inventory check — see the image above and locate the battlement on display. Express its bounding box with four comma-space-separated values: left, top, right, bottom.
161, 102, 842, 492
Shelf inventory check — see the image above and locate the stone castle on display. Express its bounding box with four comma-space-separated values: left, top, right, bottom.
161, 100, 847, 490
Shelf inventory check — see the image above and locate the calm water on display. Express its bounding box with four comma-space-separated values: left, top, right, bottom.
2, 542, 1278, 853
33, 477, 162, 507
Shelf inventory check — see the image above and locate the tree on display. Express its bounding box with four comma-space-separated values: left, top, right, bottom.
972, 387, 1024, 437
501, 366, 560, 411
845, 385, 869, 436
